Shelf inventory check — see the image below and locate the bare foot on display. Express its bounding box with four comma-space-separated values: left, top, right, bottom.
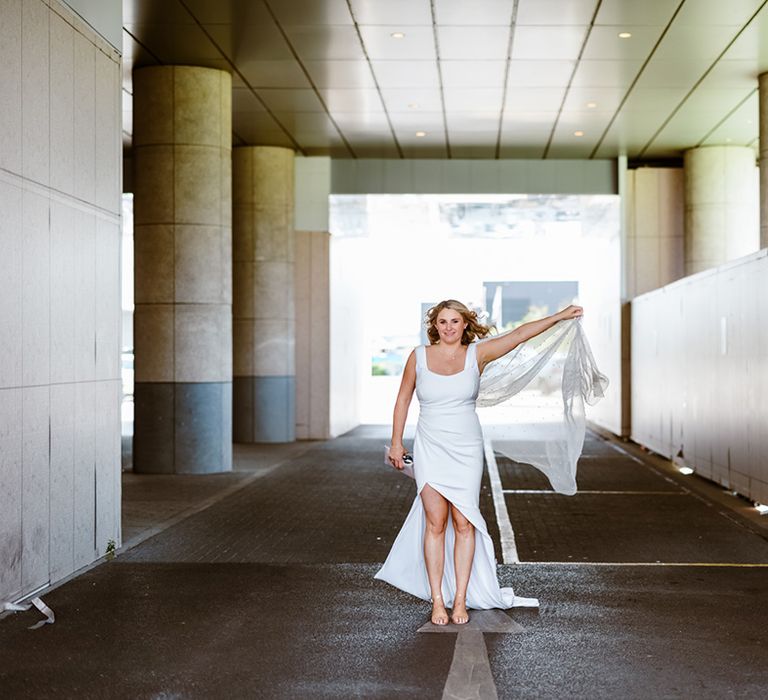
451, 597, 469, 625
430, 595, 449, 625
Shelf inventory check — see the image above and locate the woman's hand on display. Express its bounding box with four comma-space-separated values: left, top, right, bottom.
389, 444, 407, 470
556, 304, 583, 321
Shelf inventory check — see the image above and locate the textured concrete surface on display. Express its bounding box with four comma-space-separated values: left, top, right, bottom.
232, 146, 295, 443
497, 437, 768, 564
132, 65, 232, 474
233, 375, 296, 443
2, 427, 767, 698
133, 381, 233, 474
121, 442, 314, 546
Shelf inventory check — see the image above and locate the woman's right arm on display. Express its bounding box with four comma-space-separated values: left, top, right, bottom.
389, 350, 416, 470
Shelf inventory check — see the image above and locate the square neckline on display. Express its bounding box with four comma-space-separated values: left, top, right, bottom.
423, 343, 472, 377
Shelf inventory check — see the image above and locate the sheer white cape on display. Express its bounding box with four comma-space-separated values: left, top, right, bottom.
476, 318, 608, 495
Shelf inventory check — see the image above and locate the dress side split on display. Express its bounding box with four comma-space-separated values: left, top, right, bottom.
373, 342, 539, 609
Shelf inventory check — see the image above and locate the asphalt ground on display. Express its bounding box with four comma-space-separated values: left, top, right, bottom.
1, 427, 767, 699
496, 436, 768, 564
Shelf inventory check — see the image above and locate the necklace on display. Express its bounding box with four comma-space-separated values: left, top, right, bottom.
440, 345, 462, 361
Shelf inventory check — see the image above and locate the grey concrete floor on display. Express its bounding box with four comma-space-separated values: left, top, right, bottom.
121, 441, 316, 546
1, 428, 767, 699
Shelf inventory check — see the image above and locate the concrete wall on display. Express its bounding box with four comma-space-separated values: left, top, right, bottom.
0, 0, 122, 604
625, 168, 685, 298
684, 147, 759, 275
295, 156, 331, 231
631, 249, 768, 505
295, 231, 331, 439
329, 236, 368, 437
62, 0, 121, 50
578, 199, 623, 438
295, 157, 333, 438
297, 156, 622, 438
332, 158, 617, 195
617, 166, 685, 437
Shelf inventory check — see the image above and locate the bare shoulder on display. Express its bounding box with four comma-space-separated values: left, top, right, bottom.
402, 348, 417, 374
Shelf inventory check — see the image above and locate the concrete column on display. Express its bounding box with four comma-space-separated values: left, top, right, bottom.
232, 147, 295, 442
133, 65, 232, 473
683, 146, 758, 276
759, 73, 768, 249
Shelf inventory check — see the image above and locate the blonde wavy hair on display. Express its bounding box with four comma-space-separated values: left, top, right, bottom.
425, 300, 493, 345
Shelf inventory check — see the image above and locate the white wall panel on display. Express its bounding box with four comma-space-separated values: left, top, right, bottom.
0, 0, 22, 173
94, 380, 119, 555
74, 210, 97, 382
632, 249, 768, 504
0, 180, 23, 389
0, 388, 23, 601
0, 0, 121, 605
21, 189, 51, 387
50, 11, 75, 195
21, 386, 50, 592
95, 218, 120, 380
21, 0, 49, 185
50, 201, 77, 383
95, 50, 119, 212
94, 381, 120, 555
73, 28, 96, 203
49, 382, 75, 581
73, 380, 96, 570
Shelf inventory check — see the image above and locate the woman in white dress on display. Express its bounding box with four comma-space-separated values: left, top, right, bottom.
375, 299, 584, 625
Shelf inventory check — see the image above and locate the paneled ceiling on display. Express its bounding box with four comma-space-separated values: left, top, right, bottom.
122, 0, 768, 160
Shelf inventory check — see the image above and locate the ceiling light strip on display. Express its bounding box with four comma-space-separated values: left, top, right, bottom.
541, 0, 603, 159
430, 0, 452, 159
122, 25, 249, 149
588, 0, 688, 159
694, 88, 758, 149
637, 0, 768, 158
344, 0, 404, 159
493, 0, 520, 160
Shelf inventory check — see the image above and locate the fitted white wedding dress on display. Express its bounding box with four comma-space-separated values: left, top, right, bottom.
373, 341, 539, 609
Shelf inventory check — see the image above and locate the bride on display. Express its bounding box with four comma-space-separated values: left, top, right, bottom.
374, 299, 585, 626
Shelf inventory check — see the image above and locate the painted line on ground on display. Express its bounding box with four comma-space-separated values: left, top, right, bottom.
603, 439, 647, 465
419, 610, 525, 700
501, 489, 687, 495
512, 561, 768, 567
442, 630, 497, 700
484, 436, 519, 564
598, 431, 768, 538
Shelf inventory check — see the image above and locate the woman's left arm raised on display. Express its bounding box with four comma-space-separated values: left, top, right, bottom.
476, 304, 583, 372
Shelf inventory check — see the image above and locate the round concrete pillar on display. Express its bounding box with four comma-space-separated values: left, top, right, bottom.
759, 72, 768, 249
683, 146, 758, 276
232, 147, 295, 443
132, 65, 233, 473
